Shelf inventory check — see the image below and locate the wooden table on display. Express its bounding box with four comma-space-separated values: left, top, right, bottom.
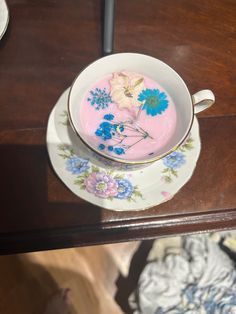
0, 0, 235, 255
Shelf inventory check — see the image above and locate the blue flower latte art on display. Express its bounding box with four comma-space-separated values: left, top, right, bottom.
87, 88, 112, 110
95, 114, 153, 156
138, 88, 169, 116
81, 71, 177, 160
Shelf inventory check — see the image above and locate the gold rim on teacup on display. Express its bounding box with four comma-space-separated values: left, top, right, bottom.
67, 53, 215, 165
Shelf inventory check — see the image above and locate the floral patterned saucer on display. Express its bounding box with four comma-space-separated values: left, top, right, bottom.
46, 89, 201, 211
0, 0, 9, 40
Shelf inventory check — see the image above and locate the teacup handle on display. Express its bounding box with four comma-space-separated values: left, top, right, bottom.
192, 90, 215, 114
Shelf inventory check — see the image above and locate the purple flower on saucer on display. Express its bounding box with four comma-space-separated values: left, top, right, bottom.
84, 171, 118, 198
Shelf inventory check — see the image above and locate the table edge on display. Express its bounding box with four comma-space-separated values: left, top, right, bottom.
0, 208, 235, 255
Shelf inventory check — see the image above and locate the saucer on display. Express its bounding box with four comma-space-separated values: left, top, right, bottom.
0, 0, 9, 40
46, 89, 201, 211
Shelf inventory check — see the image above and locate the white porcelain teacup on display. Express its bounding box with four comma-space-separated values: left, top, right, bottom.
68, 53, 214, 167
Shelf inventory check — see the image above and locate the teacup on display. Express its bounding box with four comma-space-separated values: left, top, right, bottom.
68, 53, 214, 167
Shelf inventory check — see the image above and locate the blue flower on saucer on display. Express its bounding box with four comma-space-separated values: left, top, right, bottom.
115, 179, 134, 199
163, 151, 186, 169
138, 89, 169, 116
66, 156, 89, 174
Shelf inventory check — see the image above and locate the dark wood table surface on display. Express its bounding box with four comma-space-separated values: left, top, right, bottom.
0, 0, 236, 254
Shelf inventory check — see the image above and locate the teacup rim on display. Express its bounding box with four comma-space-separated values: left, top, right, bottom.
67, 52, 194, 165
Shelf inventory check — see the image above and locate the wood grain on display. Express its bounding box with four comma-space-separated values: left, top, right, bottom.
0, 0, 236, 254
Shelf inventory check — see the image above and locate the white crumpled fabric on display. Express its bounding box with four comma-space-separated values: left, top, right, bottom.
130, 234, 236, 314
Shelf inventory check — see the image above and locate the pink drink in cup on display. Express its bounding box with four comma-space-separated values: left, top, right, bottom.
79, 71, 177, 161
